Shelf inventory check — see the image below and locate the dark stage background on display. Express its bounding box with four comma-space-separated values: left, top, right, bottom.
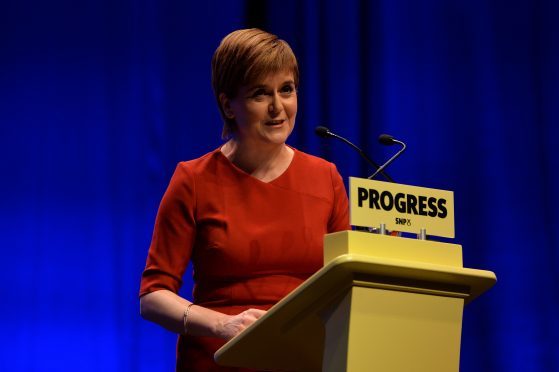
1, 0, 558, 371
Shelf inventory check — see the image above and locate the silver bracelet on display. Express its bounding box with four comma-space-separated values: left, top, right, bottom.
183, 303, 195, 335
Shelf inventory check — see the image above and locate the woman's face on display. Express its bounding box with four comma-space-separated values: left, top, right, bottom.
223, 70, 297, 147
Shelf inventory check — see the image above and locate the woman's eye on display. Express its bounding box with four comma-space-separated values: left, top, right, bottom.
281, 85, 295, 94
251, 89, 267, 98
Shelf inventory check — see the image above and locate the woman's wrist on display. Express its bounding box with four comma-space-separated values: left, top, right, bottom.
182, 303, 195, 335
212, 311, 230, 339
184, 303, 230, 339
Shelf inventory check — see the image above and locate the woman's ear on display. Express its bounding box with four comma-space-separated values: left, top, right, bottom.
219, 93, 235, 119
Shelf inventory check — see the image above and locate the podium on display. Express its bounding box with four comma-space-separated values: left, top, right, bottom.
215, 231, 496, 371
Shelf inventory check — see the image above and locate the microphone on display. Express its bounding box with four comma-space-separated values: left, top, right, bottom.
368, 134, 406, 180
315, 126, 394, 182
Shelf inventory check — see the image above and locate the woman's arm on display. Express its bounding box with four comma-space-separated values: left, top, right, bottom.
140, 289, 266, 340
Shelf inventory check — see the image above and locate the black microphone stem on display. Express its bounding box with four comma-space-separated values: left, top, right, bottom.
315, 126, 395, 182
368, 139, 406, 180
328, 133, 394, 182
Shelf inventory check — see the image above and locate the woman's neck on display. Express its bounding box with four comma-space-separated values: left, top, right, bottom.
221, 139, 294, 182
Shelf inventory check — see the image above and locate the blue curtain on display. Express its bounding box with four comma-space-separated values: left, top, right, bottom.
1, 0, 557, 370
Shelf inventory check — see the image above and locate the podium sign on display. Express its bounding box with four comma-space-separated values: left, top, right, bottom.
349, 177, 455, 238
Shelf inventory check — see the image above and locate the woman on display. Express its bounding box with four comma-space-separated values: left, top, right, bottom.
140, 28, 350, 371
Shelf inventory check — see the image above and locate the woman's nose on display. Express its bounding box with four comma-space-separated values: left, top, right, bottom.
269, 92, 283, 115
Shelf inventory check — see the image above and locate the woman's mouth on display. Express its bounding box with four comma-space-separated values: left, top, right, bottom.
265, 119, 285, 126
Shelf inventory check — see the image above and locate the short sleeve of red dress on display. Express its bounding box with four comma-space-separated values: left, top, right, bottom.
140, 163, 197, 295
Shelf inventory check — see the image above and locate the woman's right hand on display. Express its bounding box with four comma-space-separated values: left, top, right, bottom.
216, 308, 267, 340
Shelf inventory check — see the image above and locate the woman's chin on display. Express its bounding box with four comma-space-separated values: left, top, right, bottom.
263, 132, 291, 145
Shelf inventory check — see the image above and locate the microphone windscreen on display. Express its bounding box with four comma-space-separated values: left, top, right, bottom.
378, 134, 395, 145
315, 126, 331, 138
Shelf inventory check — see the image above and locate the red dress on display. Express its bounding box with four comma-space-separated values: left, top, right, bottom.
140, 147, 350, 371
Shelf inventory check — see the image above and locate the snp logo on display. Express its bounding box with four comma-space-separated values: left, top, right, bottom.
395, 217, 411, 226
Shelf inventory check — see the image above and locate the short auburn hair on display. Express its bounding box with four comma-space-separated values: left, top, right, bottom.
211, 28, 299, 139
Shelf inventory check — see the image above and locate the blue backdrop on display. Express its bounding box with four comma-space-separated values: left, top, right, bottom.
1, 0, 558, 371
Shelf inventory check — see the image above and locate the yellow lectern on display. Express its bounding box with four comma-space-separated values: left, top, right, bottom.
215, 231, 496, 371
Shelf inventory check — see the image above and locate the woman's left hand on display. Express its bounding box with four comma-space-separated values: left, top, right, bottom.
215, 308, 267, 340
